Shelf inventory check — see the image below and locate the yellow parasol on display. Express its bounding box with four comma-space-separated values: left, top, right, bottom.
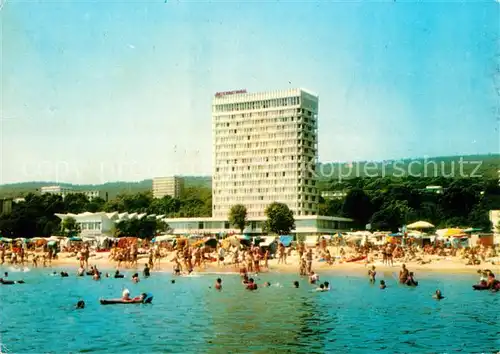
436, 228, 463, 238
407, 221, 434, 229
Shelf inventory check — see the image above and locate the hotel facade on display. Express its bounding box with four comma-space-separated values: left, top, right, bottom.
212, 88, 319, 219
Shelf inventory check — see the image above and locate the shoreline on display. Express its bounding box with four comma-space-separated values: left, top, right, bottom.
9, 251, 499, 276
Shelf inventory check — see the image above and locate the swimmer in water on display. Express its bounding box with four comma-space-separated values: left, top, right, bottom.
323, 281, 330, 290
380, 280, 386, 289
309, 272, 319, 284
76, 300, 85, 309
214, 278, 222, 290
0, 278, 24, 284
293, 281, 300, 288
433, 289, 444, 300
316, 284, 326, 292
143, 264, 151, 278
132, 273, 140, 283
246, 278, 258, 290
262, 281, 271, 287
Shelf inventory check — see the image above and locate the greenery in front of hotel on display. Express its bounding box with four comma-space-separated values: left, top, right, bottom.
0, 176, 499, 238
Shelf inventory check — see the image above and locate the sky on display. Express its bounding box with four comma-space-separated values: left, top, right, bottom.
1, 0, 499, 184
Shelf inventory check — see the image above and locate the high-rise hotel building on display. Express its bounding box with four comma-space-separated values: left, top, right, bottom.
212, 88, 319, 218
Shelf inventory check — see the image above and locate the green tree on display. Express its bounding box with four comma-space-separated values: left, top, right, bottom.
370, 200, 412, 232
156, 220, 171, 234
342, 188, 373, 227
318, 197, 343, 217
264, 202, 295, 235
228, 204, 248, 234
61, 216, 80, 235
86, 197, 106, 212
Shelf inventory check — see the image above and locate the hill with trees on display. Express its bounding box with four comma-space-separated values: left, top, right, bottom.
1, 155, 497, 199
0, 176, 212, 199
0, 154, 498, 237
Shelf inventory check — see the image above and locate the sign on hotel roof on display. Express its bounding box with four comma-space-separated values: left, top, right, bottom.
215, 89, 247, 97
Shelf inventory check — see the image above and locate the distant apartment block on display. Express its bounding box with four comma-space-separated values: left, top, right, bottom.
153, 176, 185, 199
40, 185, 73, 198
40, 185, 105, 200
0, 199, 13, 215
321, 191, 348, 200
425, 185, 443, 194
212, 88, 319, 218
82, 190, 107, 201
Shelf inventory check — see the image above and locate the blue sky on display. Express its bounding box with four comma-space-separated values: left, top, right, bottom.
1, 0, 498, 184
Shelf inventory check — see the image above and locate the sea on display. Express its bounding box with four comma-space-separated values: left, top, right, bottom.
0, 267, 499, 354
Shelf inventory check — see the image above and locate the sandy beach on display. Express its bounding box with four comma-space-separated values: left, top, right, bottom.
45, 249, 500, 276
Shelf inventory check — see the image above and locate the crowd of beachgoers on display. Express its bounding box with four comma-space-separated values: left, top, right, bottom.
1, 237, 500, 294
1, 236, 498, 272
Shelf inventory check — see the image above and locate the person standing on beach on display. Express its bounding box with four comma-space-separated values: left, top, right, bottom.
386, 244, 393, 266
278, 243, 285, 264
83, 245, 90, 269
368, 266, 376, 283
143, 264, 150, 278
264, 250, 269, 269
217, 246, 225, 267
306, 249, 313, 274
399, 264, 409, 284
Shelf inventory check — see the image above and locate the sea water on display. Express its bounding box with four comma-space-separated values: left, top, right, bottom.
1, 267, 499, 353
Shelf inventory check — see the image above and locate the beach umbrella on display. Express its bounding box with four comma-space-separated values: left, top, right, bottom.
436, 228, 463, 238
279, 235, 293, 247
407, 221, 434, 229
463, 228, 481, 233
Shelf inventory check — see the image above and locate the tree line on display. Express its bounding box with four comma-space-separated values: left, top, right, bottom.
0, 176, 499, 238
318, 176, 500, 232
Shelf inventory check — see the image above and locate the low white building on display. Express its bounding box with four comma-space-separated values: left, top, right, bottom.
82, 190, 106, 201
41, 185, 73, 198
41, 185, 105, 201
164, 215, 353, 237
54, 212, 352, 238
55, 211, 151, 237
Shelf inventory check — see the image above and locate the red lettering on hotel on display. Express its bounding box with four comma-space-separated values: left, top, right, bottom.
215, 89, 247, 97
